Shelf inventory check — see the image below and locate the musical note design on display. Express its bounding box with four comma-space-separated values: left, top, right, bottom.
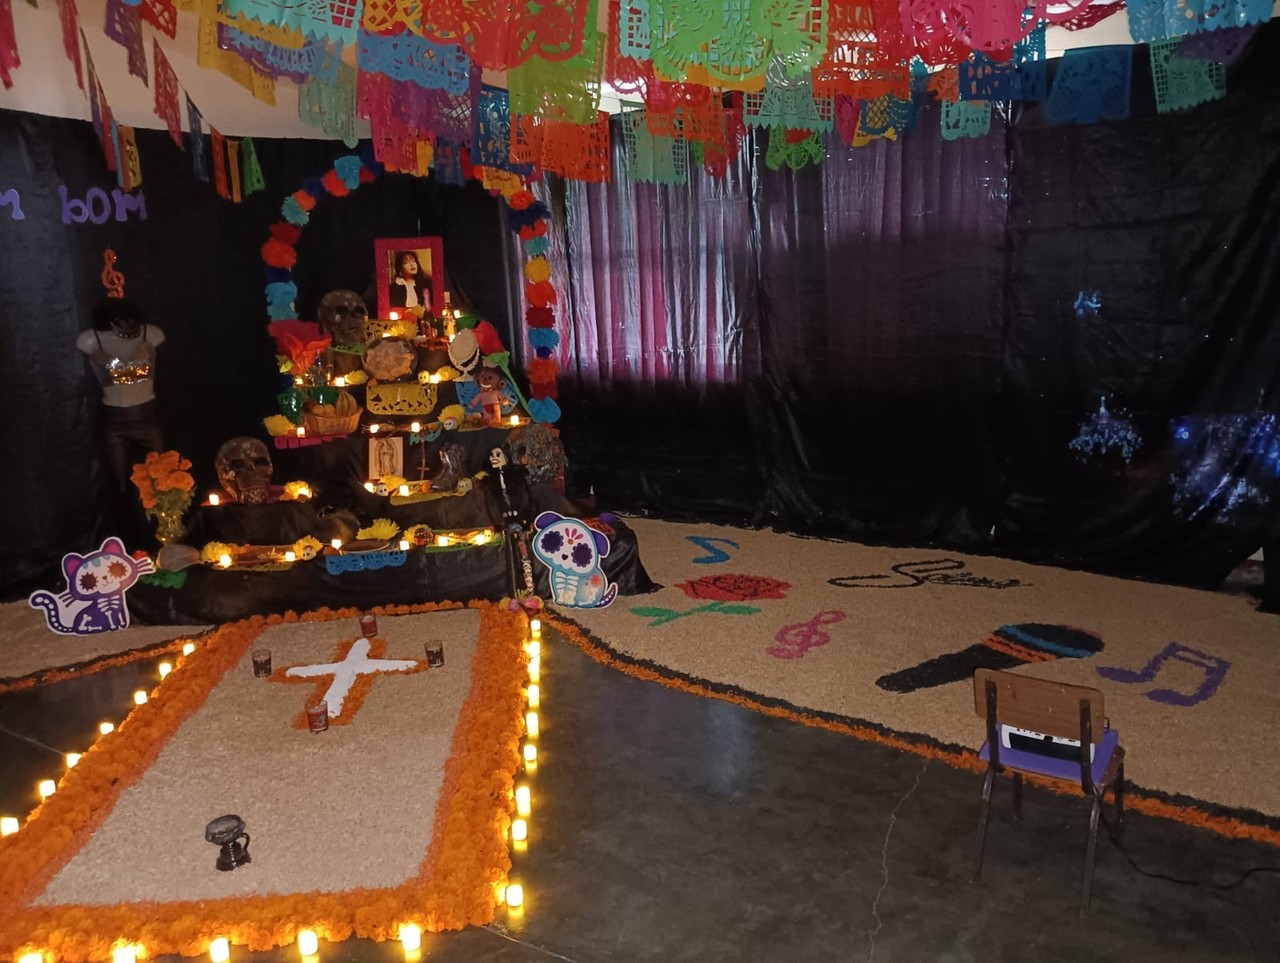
767, 611, 846, 660
1096, 643, 1230, 708
829, 559, 1025, 591
101, 248, 126, 299
686, 535, 741, 565
875, 623, 1104, 693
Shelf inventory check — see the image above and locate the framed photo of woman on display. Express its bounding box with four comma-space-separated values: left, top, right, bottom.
375, 236, 444, 320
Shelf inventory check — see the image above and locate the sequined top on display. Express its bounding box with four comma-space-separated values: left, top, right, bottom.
76, 325, 165, 408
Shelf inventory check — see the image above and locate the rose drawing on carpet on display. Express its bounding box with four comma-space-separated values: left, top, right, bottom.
629, 574, 791, 627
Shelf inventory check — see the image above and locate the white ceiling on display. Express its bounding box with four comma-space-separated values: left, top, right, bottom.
0, 0, 1253, 140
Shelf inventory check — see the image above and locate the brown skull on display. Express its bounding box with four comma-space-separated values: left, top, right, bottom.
317, 290, 369, 346
215, 437, 275, 503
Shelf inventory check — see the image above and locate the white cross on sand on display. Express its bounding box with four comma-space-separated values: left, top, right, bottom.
285, 637, 419, 717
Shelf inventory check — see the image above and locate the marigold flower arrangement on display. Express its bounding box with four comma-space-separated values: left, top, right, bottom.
130, 451, 195, 519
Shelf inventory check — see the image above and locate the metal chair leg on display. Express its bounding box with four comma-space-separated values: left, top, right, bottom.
1081, 793, 1102, 917
1012, 772, 1023, 820
973, 767, 996, 883
1114, 764, 1125, 833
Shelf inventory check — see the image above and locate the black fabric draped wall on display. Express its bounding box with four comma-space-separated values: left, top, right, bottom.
556, 24, 1280, 588
0, 117, 514, 597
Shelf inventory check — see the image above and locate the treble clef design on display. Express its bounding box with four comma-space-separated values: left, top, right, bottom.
766, 610, 846, 660
101, 248, 126, 299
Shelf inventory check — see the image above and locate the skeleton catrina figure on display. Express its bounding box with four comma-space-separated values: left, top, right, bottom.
215, 437, 275, 504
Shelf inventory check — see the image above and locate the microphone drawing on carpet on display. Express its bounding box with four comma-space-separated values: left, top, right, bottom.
875, 623, 1105, 694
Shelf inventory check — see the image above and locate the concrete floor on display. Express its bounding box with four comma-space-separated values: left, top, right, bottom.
2, 629, 1278, 963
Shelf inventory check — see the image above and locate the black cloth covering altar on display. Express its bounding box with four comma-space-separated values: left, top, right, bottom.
130, 480, 655, 625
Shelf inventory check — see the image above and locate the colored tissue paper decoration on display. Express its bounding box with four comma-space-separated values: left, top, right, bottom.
418, 0, 588, 69
187, 95, 209, 182
1127, 0, 1272, 43
743, 77, 835, 132
1149, 38, 1226, 114
541, 113, 613, 183
361, 0, 422, 38
210, 126, 231, 199
0, 0, 19, 89
57, 0, 84, 90
357, 30, 473, 96
621, 110, 689, 185
507, 19, 603, 125
475, 86, 535, 176
766, 127, 824, 171
118, 125, 143, 190
241, 136, 265, 195
959, 52, 1019, 101
153, 40, 183, 148
105, 0, 149, 84
141, 0, 178, 38
1012, 24, 1048, 102
195, 0, 278, 105
299, 62, 358, 147
940, 99, 991, 140
222, 0, 363, 45
100, 89, 118, 171
220, 25, 327, 83
1069, 397, 1142, 464
227, 139, 244, 202
812, 0, 910, 101
1177, 23, 1258, 64
1044, 46, 1131, 125
896, 0, 973, 67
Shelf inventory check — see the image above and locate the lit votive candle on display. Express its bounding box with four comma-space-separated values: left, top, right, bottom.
525, 711, 539, 738
1, 816, 20, 836
284, 550, 297, 562
399, 539, 411, 552
19, 952, 43, 963
410, 421, 421, 433
526, 684, 540, 708
515, 785, 531, 816
369, 423, 380, 434
509, 414, 520, 427
429, 373, 440, 384
526, 640, 541, 659
505, 883, 524, 909
209, 937, 230, 963
389, 311, 400, 321
99, 721, 115, 735
334, 376, 346, 387
399, 484, 410, 496
528, 657, 541, 682
112, 946, 138, 963
218, 553, 233, 568
523, 743, 537, 764
397, 924, 421, 953
65, 752, 81, 768
331, 538, 343, 551
436, 535, 450, 547
38, 779, 56, 800
208, 492, 221, 506
296, 426, 306, 438
511, 818, 528, 842
158, 661, 173, 678
296, 930, 318, 957
182, 642, 196, 656
133, 690, 148, 706
364, 481, 376, 492
530, 618, 542, 638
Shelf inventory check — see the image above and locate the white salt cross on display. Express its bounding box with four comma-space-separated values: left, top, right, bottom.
284, 637, 419, 717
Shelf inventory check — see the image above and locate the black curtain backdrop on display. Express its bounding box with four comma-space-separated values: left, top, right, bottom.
0, 116, 512, 597
557, 24, 1280, 589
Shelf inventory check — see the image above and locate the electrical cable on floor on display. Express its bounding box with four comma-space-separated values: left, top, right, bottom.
1100, 810, 1280, 890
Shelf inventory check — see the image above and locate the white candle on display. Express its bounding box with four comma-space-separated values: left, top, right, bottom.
112, 946, 137, 963
399, 484, 410, 496
505, 883, 524, 908
208, 492, 221, 506
510, 414, 520, 426
331, 538, 343, 550
37, 779, 55, 800
397, 924, 421, 953
523, 743, 537, 764
19, 952, 43, 963
182, 642, 196, 656
369, 423, 380, 434
410, 421, 421, 433
158, 661, 173, 678
133, 690, 148, 706
399, 539, 411, 551
526, 684, 540, 708
209, 938, 230, 963
334, 376, 346, 387
99, 721, 115, 735
0, 816, 19, 836
218, 553, 233, 568
296, 426, 306, 438
530, 618, 542, 638
525, 711, 539, 738
284, 551, 297, 562
296, 931, 318, 957
515, 785, 531, 816
65, 752, 81, 768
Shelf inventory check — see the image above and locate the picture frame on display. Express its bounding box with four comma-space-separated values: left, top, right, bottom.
368, 435, 405, 481
375, 236, 444, 321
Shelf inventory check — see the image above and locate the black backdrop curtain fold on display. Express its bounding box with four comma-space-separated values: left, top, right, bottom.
557, 24, 1280, 588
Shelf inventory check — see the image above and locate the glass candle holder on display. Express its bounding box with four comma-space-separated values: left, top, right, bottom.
425, 640, 445, 668
307, 700, 329, 733
251, 648, 272, 677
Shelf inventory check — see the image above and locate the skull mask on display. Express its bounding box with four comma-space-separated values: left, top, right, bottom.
216, 437, 275, 504
316, 290, 369, 346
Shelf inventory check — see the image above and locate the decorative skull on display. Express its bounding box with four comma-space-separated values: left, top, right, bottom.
215, 437, 275, 504
316, 290, 369, 346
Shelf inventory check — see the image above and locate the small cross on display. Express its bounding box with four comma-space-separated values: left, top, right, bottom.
283, 637, 419, 718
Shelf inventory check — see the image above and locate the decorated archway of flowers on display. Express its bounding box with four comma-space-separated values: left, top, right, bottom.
258, 150, 561, 424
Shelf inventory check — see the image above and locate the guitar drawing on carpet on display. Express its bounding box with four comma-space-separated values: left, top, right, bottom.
1096, 643, 1230, 707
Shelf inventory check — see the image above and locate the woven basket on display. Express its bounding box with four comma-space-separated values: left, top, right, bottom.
303, 408, 361, 436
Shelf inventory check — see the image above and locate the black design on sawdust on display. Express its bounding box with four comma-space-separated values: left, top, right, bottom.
828, 559, 1026, 590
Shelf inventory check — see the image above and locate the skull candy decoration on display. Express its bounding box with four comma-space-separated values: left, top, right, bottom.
215, 437, 275, 504
316, 290, 369, 347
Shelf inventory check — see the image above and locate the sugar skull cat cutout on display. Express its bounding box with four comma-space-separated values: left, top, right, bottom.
532, 512, 618, 608
28, 537, 154, 634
